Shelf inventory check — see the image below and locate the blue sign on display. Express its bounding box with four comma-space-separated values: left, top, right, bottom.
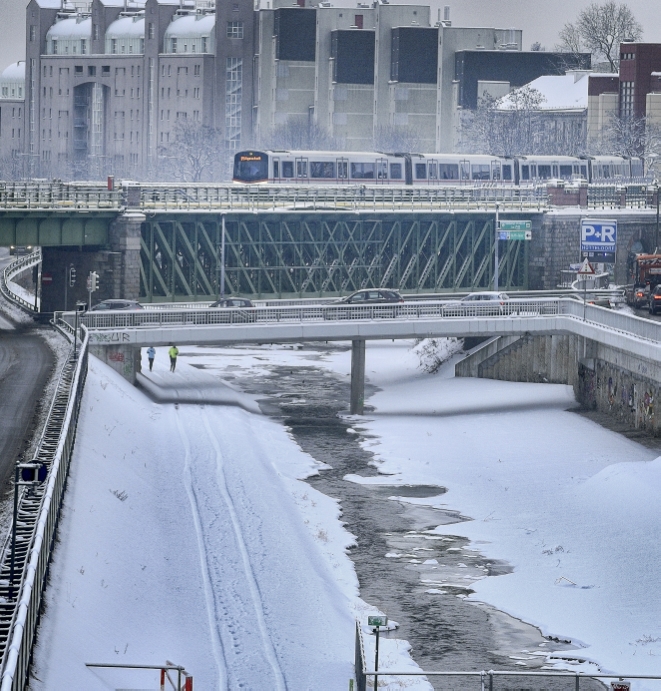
581, 219, 617, 263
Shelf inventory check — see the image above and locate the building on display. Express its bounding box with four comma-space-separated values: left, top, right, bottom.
0, 0, 602, 179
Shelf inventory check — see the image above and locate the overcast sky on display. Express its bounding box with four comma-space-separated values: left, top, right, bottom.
0, 0, 659, 72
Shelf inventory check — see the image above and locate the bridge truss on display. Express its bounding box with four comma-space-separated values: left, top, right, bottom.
139, 213, 530, 301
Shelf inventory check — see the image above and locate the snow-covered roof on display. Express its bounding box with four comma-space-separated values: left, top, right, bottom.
1, 62, 25, 82
106, 15, 145, 38
498, 72, 589, 111
46, 15, 92, 40
164, 13, 215, 39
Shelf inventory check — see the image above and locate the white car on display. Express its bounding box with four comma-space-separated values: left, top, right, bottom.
444, 291, 510, 316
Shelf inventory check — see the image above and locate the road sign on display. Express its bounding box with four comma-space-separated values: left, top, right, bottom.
41, 273, 52, 285
581, 218, 617, 263
577, 258, 595, 275
498, 230, 532, 241
498, 220, 531, 231
367, 616, 388, 627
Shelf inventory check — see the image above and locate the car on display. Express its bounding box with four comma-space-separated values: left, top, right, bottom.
445, 291, 510, 316
338, 289, 404, 304
209, 296, 256, 322
649, 286, 661, 314
90, 299, 143, 311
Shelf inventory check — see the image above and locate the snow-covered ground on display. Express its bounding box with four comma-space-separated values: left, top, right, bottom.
30, 338, 661, 689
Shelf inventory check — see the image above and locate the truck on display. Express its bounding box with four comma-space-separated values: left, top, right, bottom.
627, 254, 661, 308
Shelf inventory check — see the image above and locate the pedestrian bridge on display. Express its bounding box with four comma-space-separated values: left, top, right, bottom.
69, 297, 661, 415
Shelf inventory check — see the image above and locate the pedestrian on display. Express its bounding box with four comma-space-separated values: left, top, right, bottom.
146, 346, 156, 371
168, 344, 179, 372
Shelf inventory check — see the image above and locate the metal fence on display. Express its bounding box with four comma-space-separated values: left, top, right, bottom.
355, 623, 661, 690
0, 249, 41, 313
0, 321, 89, 690
0, 182, 121, 211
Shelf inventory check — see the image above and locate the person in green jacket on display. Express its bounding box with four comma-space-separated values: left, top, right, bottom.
168, 344, 179, 372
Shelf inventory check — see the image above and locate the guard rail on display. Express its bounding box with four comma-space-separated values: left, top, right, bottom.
0, 320, 88, 690
0, 249, 41, 313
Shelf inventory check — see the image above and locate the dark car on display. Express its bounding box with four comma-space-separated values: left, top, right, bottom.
90, 299, 143, 311
209, 297, 256, 322
649, 286, 661, 314
338, 289, 404, 304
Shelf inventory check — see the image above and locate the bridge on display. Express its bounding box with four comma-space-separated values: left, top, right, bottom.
71, 297, 661, 422
0, 180, 659, 310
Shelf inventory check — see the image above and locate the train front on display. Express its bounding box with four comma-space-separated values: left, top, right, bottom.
233, 151, 269, 183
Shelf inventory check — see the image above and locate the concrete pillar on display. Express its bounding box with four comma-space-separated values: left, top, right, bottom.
350, 339, 366, 415
108, 211, 146, 300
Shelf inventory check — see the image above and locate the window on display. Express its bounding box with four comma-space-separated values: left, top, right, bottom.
227, 21, 244, 39
621, 81, 634, 117
177, 66, 189, 75
537, 164, 552, 179
471, 164, 490, 180
439, 163, 458, 180
102, 65, 110, 75
311, 161, 335, 178
93, 24, 99, 40
171, 38, 177, 53
354, 14, 363, 29
559, 165, 572, 178
43, 66, 47, 77
351, 162, 375, 179
225, 57, 242, 150
111, 38, 117, 54
502, 164, 512, 181
81, 39, 87, 54
30, 26, 36, 42
296, 160, 308, 177
194, 64, 201, 76
282, 160, 294, 177
193, 87, 200, 99
148, 23, 154, 39
415, 163, 427, 179
337, 161, 348, 178
521, 164, 530, 180
88, 66, 96, 76
202, 37, 208, 53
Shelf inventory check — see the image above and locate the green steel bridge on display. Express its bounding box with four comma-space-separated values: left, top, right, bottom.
0, 179, 655, 301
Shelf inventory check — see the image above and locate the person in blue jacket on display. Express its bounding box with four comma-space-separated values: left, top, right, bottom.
147, 346, 156, 371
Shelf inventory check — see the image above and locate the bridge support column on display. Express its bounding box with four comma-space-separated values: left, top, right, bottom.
90, 344, 141, 385
108, 212, 145, 300
350, 339, 366, 415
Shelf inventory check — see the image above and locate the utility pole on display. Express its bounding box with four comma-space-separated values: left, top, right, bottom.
220, 215, 226, 301
494, 202, 500, 291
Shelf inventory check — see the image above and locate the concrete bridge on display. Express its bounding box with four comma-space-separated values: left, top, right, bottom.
74, 297, 661, 432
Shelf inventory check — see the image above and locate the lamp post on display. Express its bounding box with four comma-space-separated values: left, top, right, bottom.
494, 202, 501, 291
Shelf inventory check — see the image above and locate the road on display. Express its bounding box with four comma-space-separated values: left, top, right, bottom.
0, 251, 54, 488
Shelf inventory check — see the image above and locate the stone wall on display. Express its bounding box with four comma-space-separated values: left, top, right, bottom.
90, 344, 141, 384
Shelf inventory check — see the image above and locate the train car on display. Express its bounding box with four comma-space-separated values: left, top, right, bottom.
514, 155, 588, 184
407, 154, 512, 184
233, 149, 406, 184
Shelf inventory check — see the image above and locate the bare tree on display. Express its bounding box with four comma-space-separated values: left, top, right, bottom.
557, 1, 643, 73
263, 119, 339, 151
530, 42, 546, 52
595, 113, 661, 167
373, 124, 422, 153
158, 119, 227, 182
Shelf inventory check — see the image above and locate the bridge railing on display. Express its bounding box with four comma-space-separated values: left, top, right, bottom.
0, 181, 121, 210
0, 321, 88, 691
0, 248, 41, 313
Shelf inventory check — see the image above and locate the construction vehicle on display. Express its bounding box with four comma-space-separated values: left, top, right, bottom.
627, 254, 661, 308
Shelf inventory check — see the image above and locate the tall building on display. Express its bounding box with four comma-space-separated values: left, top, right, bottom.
0, 0, 599, 180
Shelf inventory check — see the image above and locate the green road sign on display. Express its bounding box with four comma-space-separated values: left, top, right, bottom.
368, 616, 388, 627
498, 230, 532, 241
498, 220, 532, 231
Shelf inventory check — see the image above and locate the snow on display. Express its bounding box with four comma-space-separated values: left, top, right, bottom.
499, 73, 589, 111
31, 336, 661, 689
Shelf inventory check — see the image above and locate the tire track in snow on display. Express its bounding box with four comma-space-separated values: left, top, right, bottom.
176, 412, 228, 690
176, 408, 287, 691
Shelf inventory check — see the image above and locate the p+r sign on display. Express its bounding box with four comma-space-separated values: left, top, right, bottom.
581, 218, 617, 263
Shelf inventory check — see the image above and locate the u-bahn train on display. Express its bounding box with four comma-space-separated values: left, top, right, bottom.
233, 150, 646, 185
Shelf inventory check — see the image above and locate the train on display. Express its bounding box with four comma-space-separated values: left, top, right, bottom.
233, 150, 646, 186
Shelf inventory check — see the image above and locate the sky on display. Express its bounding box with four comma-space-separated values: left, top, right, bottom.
0, 0, 659, 72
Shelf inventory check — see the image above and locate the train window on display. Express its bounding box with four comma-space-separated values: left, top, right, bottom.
311, 161, 335, 178
282, 161, 294, 178
351, 162, 375, 179
502, 165, 512, 181
415, 163, 427, 179
337, 160, 348, 178
559, 165, 572, 178
602, 165, 610, 179
538, 165, 552, 179
390, 163, 402, 179
580, 165, 588, 178
428, 162, 438, 180
471, 164, 490, 180
296, 160, 308, 177
439, 164, 458, 179
521, 165, 530, 180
